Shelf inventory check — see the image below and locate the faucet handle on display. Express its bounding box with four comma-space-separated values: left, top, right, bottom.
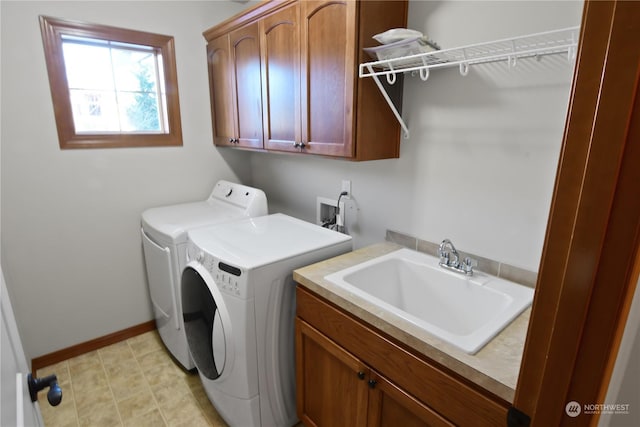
462, 257, 478, 275
439, 251, 450, 266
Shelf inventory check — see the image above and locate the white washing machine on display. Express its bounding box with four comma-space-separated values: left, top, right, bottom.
181, 213, 352, 427
141, 181, 267, 370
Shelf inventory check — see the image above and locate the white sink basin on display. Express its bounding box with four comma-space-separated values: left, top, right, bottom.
324, 248, 533, 354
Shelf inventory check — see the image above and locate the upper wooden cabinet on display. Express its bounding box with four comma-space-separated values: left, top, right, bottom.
207, 35, 234, 146
260, 2, 301, 151
300, 0, 357, 157
207, 23, 263, 149
204, 0, 408, 160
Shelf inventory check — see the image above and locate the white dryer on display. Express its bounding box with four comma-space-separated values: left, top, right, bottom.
181, 214, 352, 427
141, 181, 267, 370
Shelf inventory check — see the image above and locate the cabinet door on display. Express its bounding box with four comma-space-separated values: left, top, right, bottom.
207, 35, 236, 146
301, 0, 356, 157
260, 3, 301, 152
230, 23, 263, 149
296, 318, 369, 427
368, 372, 455, 427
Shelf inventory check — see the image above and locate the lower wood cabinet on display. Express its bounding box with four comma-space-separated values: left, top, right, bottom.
295, 286, 510, 427
296, 319, 368, 426
296, 318, 453, 427
368, 372, 455, 427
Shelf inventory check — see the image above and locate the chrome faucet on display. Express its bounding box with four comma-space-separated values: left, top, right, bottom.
438, 239, 459, 268
438, 239, 477, 276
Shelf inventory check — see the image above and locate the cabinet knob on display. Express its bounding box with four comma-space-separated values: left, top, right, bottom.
229, 138, 234, 143
357, 371, 365, 380
293, 142, 307, 149
368, 379, 377, 389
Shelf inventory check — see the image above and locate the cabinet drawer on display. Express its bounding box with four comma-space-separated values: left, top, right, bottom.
296, 286, 509, 427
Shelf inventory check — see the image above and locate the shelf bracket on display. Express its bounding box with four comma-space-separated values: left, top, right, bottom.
366, 65, 410, 139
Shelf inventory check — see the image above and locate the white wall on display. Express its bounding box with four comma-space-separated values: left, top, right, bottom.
249, 0, 583, 271
1, 0, 585, 360
0, 1, 250, 359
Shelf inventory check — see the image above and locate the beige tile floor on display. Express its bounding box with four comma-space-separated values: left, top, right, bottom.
36, 330, 228, 427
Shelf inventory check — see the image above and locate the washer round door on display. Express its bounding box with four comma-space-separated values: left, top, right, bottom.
181, 262, 234, 380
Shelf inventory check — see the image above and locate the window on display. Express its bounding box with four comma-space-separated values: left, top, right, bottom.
40, 16, 182, 149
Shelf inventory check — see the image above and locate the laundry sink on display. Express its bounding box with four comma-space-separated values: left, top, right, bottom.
324, 248, 533, 354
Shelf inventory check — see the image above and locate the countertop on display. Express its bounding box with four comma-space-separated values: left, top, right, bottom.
293, 242, 530, 403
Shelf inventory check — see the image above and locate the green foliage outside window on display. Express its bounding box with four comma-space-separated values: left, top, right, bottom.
128, 65, 160, 131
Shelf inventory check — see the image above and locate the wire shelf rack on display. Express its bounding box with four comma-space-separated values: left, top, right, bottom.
359, 26, 580, 138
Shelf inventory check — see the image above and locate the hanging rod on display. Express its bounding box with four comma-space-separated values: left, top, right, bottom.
360, 26, 580, 139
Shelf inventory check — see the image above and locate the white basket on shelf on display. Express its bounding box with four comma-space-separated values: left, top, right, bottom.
363, 37, 441, 69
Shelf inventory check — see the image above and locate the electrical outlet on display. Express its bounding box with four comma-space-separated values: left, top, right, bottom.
342, 180, 351, 198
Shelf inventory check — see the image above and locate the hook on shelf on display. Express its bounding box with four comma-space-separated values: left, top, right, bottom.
508, 39, 518, 68
386, 63, 396, 85
460, 47, 469, 76
419, 67, 430, 81
419, 57, 430, 81
459, 62, 469, 76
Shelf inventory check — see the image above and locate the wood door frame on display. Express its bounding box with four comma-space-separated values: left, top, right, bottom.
513, 1, 640, 425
